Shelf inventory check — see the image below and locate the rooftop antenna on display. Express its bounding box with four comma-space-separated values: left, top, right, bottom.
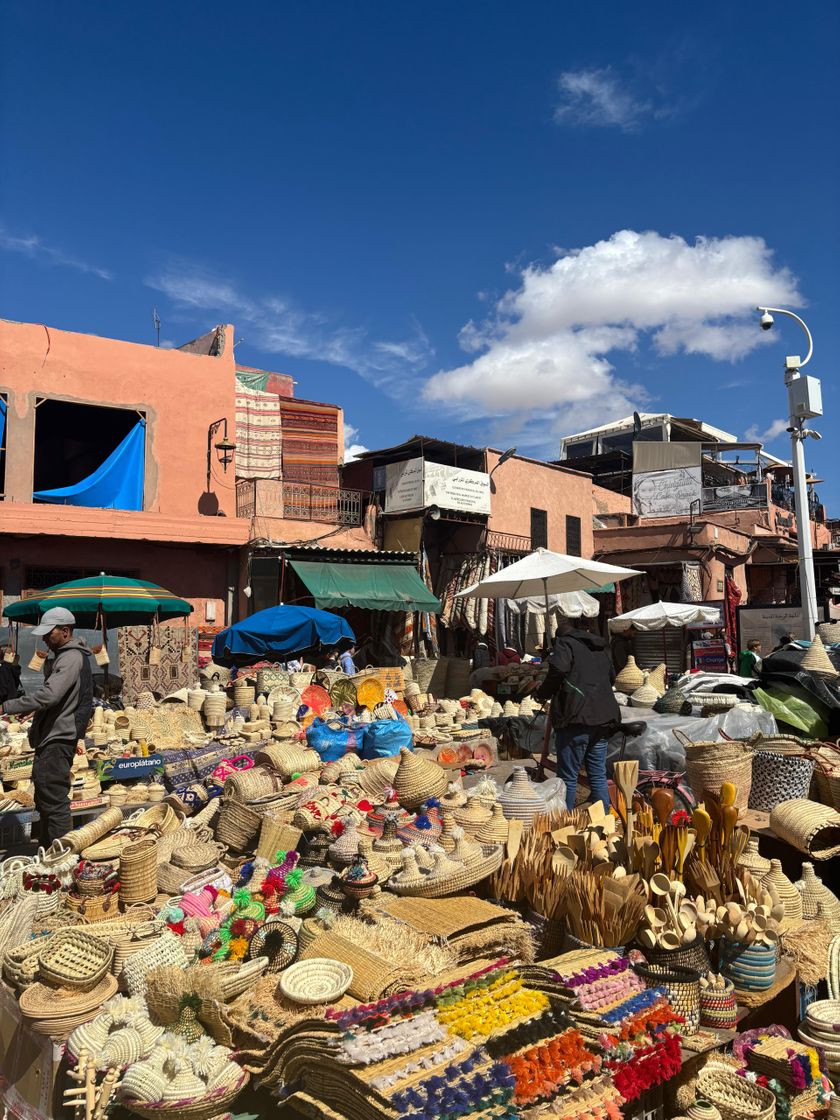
152, 307, 161, 348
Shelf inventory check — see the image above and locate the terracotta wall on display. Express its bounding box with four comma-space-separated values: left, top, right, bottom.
486, 451, 595, 556
592, 485, 633, 518
0, 535, 234, 626
0, 318, 239, 520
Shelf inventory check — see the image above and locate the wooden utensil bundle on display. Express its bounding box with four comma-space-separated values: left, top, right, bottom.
556, 867, 646, 948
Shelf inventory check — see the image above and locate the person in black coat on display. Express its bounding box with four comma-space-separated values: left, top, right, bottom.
0, 659, 22, 706
536, 619, 620, 811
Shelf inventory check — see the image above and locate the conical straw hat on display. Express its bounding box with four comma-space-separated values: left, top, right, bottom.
802, 633, 839, 678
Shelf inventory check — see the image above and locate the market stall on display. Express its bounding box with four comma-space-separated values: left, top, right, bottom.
1, 632, 840, 1120
608, 601, 724, 681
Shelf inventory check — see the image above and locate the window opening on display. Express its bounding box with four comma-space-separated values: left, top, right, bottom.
530, 508, 548, 550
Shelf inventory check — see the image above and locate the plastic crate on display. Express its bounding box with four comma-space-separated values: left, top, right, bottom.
0, 810, 36, 847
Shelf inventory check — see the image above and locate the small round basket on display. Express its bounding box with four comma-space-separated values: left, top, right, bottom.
696, 1060, 776, 1120
278, 957, 353, 1005
248, 919, 298, 973
120, 1069, 249, 1120
38, 929, 114, 991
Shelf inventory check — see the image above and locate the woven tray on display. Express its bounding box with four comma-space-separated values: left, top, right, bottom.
38, 929, 114, 991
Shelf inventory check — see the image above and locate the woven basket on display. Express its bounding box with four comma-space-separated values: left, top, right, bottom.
615, 655, 644, 695
224, 766, 286, 801
119, 839, 159, 905
121, 931, 189, 998
634, 961, 701, 1033
64, 806, 124, 854
749, 749, 815, 812
769, 799, 840, 860
65, 890, 122, 922
170, 839, 222, 873
696, 1061, 776, 1120
636, 934, 710, 974
216, 795, 262, 851
387, 842, 503, 897
678, 734, 753, 809
120, 1070, 249, 1120
720, 940, 778, 993
737, 836, 771, 876
257, 665, 288, 694
248, 918, 298, 972
255, 744, 320, 780
498, 767, 545, 828
700, 978, 738, 1029
812, 745, 840, 811
3, 939, 45, 990
797, 862, 840, 925
654, 686, 692, 716
392, 747, 448, 810
278, 956, 353, 1005
38, 928, 114, 991
761, 858, 803, 927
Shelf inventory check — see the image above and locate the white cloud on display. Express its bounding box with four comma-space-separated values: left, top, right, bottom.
343, 423, 369, 463
0, 225, 112, 280
424, 229, 801, 453
147, 263, 432, 391
554, 68, 655, 131
745, 418, 789, 445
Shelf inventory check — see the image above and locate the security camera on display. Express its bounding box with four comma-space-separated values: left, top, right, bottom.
759, 311, 774, 331
804, 429, 822, 440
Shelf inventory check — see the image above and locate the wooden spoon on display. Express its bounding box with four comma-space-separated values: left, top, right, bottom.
720, 780, 737, 808
650, 873, 681, 929
659, 825, 678, 876
642, 838, 660, 880
722, 805, 739, 852
614, 760, 639, 857
692, 806, 712, 863
651, 787, 674, 831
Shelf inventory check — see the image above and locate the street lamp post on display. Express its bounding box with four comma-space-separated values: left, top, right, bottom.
756, 306, 823, 639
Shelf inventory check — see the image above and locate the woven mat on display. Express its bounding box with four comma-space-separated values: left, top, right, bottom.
300, 932, 408, 1001
373, 894, 517, 938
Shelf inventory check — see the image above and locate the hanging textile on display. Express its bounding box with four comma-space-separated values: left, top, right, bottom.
724, 576, 742, 660
279, 398, 340, 485
33, 420, 145, 511
681, 561, 704, 602
0, 396, 6, 452
235, 369, 286, 479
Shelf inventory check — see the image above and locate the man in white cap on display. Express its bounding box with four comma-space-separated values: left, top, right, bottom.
1, 608, 93, 843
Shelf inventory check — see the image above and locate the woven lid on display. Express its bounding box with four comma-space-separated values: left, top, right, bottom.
392, 748, 448, 809
802, 633, 839, 678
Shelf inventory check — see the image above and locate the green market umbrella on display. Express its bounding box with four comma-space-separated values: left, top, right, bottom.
4, 575, 193, 628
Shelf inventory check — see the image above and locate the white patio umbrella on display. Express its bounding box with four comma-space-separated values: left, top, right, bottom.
608, 601, 721, 632
457, 548, 640, 635
505, 589, 601, 620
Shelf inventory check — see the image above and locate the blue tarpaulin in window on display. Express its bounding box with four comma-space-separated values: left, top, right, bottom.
0, 397, 6, 451
33, 419, 146, 511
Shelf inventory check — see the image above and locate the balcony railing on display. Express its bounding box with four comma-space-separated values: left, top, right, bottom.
484, 530, 533, 554
236, 478, 366, 526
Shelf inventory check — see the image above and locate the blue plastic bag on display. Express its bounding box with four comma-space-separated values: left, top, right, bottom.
362, 718, 414, 760
306, 718, 363, 762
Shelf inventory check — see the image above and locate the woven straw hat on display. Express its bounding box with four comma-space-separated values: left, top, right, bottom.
802, 633, 839, 678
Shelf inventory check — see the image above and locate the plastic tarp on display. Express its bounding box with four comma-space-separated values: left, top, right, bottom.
33, 419, 145, 511
609, 601, 721, 632
0, 396, 6, 451
291, 560, 441, 613
212, 605, 355, 663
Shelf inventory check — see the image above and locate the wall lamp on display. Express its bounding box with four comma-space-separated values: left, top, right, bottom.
490, 447, 517, 477
207, 418, 236, 487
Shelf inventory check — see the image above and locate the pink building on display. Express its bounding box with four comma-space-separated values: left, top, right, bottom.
0, 318, 360, 627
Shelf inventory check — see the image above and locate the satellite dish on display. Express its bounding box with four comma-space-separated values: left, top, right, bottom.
633, 411, 642, 438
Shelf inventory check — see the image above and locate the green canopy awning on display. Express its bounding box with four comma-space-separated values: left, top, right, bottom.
290, 560, 441, 613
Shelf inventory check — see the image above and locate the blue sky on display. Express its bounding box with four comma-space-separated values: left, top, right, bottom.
1, 2, 838, 501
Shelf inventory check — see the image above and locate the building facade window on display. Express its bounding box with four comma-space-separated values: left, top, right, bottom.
530, 508, 548, 550
566, 514, 582, 556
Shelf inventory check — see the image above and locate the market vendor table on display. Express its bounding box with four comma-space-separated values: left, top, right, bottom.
0, 797, 111, 850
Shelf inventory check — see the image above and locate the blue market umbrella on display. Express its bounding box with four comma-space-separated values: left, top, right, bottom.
212, 605, 355, 665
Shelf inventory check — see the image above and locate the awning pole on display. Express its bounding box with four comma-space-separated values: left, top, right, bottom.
544, 577, 551, 647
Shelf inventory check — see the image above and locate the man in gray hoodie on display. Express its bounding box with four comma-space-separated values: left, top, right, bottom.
1, 607, 93, 843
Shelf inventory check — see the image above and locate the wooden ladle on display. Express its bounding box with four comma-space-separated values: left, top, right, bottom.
614, 760, 639, 857
692, 806, 712, 863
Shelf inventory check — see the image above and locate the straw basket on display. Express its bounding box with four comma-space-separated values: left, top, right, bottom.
737, 836, 771, 877
769, 799, 840, 860
615, 655, 644, 695
700, 978, 737, 1030
812, 744, 840, 811
38, 929, 114, 991
248, 918, 298, 973
66, 890, 122, 922
720, 940, 778, 993
120, 1069, 249, 1120
215, 795, 262, 851
677, 733, 753, 809
233, 681, 255, 708
224, 766, 286, 801
278, 957, 353, 1005
762, 858, 803, 927
202, 691, 227, 728
696, 1062, 775, 1120
3, 940, 44, 990
637, 934, 710, 975
257, 665, 288, 694
120, 839, 159, 905
634, 961, 701, 1033
387, 843, 503, 897
63, 806, 124, 854
797, 862, 840, 925
392, 747, 448, 810
749, 749, 815, 812
255, 744, 320, 780
499, 767, 545, 828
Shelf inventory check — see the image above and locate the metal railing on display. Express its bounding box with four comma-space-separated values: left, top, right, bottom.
236, 478, 366, 526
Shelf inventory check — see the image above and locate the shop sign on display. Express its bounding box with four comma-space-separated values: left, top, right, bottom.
632, 466, 702, 518
385, 457, 491, 515
95, 754, 164, 782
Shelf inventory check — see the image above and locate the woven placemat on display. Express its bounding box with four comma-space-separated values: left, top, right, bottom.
300, 932, 407, 1001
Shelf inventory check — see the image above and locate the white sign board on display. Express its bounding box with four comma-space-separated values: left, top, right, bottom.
384, 457, 491, 515
632, 466, 702, 518
385, 458, 425, 513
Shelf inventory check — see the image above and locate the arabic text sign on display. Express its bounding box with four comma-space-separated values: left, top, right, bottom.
385, 457, 491, 515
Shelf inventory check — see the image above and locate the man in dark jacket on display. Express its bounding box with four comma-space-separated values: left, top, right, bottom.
536, 620, 620, 811
1, 608, 93, 843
